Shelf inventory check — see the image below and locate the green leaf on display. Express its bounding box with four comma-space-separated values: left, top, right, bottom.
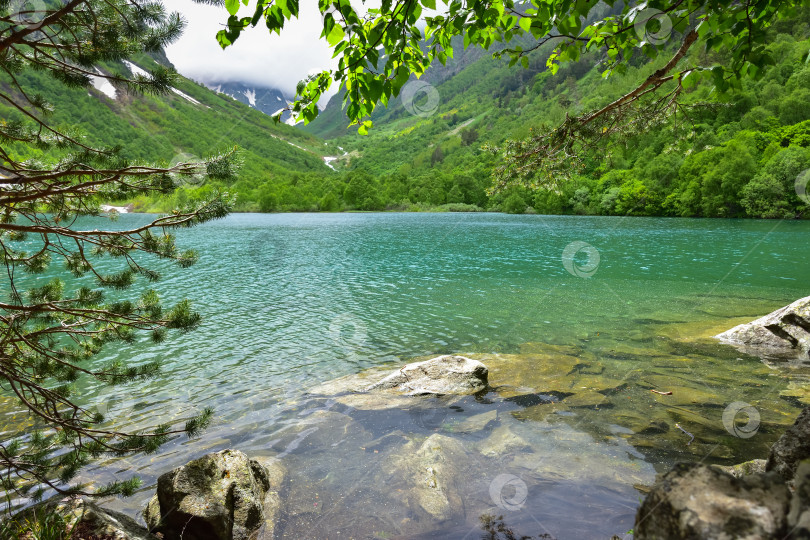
519, 17, 531, 32
681, 69, 699, 89
326, 23, 345, 46
225, 0, 240, 16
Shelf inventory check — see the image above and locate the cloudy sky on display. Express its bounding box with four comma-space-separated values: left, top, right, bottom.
165, 0, 338, 98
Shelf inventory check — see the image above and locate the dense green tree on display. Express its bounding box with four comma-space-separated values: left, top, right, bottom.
0, 0, 234, 499
343, 170, 382, 209
259, 187, 281, 211
502, 192, 527, 214
460, 127, 480, 146
319, 191, 341, 211
218, 0, 805, 190
741, 174, 791, 218
431, 146, 445, 165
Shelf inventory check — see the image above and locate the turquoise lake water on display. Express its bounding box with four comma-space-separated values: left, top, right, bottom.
3, 212, 809, 538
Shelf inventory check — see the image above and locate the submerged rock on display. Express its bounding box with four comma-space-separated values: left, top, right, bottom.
563, 390, 611, 408
482, 352, 581, 396
780, 382, 810, 407
768, 407, 810, 484
476, 424, 531, 457
384, 433, 468, 521
634, 463, 790, 539
366, 355, 488, 395
715, 295, 810, 360
446, 409, 498, 433
144, 449, 285, 540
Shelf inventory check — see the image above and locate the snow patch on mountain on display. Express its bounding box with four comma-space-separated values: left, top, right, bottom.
171, 88, 203, 106
243, 88, 256, 107
123, 60, 148, 78
205, 81, 295, 123
123, 61, 205, 107
91, 69, 117, 99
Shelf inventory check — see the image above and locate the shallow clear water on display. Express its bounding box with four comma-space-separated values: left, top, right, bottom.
3, 212, 810, 539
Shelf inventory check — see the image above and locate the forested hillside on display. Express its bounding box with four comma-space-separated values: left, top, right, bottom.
0, 51, 336, 211
6, 9, 810, 217
292, 7, 810, 218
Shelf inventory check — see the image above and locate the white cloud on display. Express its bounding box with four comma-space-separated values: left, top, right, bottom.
164, 0, 338, 99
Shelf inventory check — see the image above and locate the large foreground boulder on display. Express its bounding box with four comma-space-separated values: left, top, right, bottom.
768, 407, 810, 484
144, 449, 285, 540
634, 463, 790, 539
366, 355, 488, 395
715, 296, 810, 359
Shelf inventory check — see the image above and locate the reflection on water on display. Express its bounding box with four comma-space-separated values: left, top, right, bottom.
2, 213, 809, 538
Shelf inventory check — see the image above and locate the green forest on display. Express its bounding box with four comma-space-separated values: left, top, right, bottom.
5, 8, 810, 218
295, 6, 810, 219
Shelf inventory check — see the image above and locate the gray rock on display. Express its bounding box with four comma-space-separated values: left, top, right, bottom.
768, 407, 810, 484
789, 461, 810, 539
144, 449, 285, 540
715, 296, 810, 359
366, 355, 488, 395
713, 459, 767, 478
385, 433, 467, 521
476, 424, 531, 457
634, 463, 789, 540
9, 498, 157, 540
447, 410, 497, 433
252, 457, 286, 540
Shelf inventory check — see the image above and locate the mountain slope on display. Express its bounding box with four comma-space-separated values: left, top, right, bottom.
297, 9, 810, 218
1, 52, 340, 199
302, 39, 490, 140
206, 81, 299, 125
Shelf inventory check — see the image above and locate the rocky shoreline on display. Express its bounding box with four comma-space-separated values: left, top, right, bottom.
634, 408, 810, 538
10, 298, 810, 539
17, 407, 810, 540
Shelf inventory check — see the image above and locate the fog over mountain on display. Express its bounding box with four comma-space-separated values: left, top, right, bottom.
165, 0, 338, 103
